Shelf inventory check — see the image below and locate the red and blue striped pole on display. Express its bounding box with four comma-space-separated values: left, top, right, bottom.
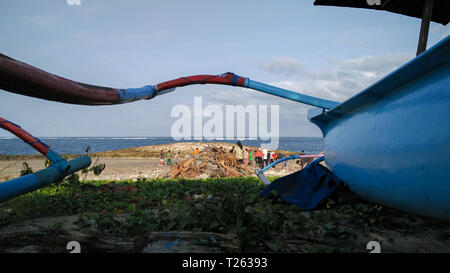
0, 53, 340, 201
0, 53, 338, 109
0, 117, 91, 203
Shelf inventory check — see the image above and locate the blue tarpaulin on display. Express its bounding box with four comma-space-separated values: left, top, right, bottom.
259, 157, 341, 210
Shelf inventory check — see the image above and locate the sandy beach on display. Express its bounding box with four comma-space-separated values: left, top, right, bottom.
0, 142, 302, 182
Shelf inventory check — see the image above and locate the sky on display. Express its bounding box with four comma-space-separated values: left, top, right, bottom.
0, 0, 449, 138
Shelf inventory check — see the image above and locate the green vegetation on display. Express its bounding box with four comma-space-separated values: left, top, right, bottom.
19, 162, 34, 176
1, 177, 290, 251
1, 177, 448, 252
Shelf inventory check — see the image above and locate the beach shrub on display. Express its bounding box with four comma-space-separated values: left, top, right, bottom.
0, 177, 305, 251
2, 177, 446, 252
19, 162, 33, 176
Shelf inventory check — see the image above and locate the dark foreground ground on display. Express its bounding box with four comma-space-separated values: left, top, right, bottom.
0, 177, 449, 253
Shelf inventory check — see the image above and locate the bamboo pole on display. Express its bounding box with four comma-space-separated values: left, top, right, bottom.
417, 0, 434, 55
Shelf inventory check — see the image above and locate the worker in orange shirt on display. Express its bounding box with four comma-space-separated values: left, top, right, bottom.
255, 149, 263, 168
193, 148, 200, 159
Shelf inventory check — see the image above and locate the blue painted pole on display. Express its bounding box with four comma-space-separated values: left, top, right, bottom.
0, 155, 91, 203
245, 80, 339, 110
255, 155, 325, 185
258, 155, 324, 173
259, 155, 301, 173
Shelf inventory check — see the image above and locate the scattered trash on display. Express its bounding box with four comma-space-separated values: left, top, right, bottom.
162, 146, 254, 179
259, 157, 341, 210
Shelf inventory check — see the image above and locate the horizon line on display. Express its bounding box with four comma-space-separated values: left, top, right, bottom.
0, 135, 323, 139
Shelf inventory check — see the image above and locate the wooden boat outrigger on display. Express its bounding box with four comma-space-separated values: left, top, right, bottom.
0, 1, 449, 220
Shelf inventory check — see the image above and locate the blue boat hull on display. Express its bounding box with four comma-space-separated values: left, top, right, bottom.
309, 36, 450, 221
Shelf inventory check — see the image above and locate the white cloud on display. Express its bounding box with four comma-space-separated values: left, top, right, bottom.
182, 51, 415, 137
256, 52, 414, 102
340, 53, 412, 72
256, 57, 307, 76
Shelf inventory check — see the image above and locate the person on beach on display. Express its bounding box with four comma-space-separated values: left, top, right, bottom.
175, 151, 181, 164
296, 160, 302, 170
166, 150, 172, 165
193, 148, 200, 159
262, 148, 268, 168
255, 149, 263, 168
300, 150, 307, 169
271, 152, 277, 168
270, 151, 278, 162
248, 150, 253, 166
235, 142, 243, 165
236, 141, 244, 152
277, 153, 287, 170
160, 150, 165, 165
243, 148, 249, 165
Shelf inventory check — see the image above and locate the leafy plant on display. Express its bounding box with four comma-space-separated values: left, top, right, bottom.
19, 162, 33, 176
2, 177, 447, 253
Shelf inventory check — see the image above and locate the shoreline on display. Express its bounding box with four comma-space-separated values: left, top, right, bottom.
0, 141, 300, 159
0, 142, 303, 182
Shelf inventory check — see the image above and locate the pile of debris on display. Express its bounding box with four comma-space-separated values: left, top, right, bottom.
161, 146, 255, 179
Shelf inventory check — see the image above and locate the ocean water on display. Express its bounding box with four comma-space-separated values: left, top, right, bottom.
0, 137, 324, 155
